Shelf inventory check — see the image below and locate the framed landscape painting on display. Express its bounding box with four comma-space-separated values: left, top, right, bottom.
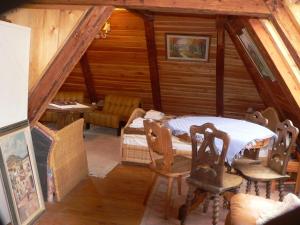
238, 28, 276, 81
166, 34, 210, 62
0, 121, 44, 225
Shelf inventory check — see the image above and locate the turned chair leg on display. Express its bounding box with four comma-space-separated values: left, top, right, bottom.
212, 194, 220, 225
278, 180, 284, 201
177, 176, 182, 195
143, 173, 157, 205
203, 196, 210, 213
266, 181, 271, 199
254, 181, 260, 196
179, 185, 196, 225
165, 177, 174, 219
246, 180, 252, 194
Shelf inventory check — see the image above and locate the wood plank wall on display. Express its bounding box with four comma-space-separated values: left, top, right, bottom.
154, 15, 217, 116
224, 31, 265, 118
62, 10, 264, 117
4, 6, 86, 90
63, 9, 153, 109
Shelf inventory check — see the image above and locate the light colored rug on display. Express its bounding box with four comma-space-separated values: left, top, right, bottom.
140, 176, 286, 225
84, 126, 121, 178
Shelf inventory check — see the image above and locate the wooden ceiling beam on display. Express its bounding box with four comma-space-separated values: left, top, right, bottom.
30, 0, 271, 17
80, 53, 98, 103
28, 6, 113, 125
216, 16, 226, 116
140, 11, 162, 111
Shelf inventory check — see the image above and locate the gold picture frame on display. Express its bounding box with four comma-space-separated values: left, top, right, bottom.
166, 34, 210, 62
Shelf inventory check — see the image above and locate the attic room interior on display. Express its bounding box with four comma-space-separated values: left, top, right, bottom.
0, 0, 300, 225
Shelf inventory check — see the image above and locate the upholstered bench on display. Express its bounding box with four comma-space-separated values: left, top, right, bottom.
84, 95, 142, 134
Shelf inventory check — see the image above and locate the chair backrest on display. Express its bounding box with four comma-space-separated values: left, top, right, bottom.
268, 119, 299, 175
103, 95, 142, 119
245, 111, 268, 127
143, 120, 174, 171
190, 123, 230, 188
261, 107, 280, 132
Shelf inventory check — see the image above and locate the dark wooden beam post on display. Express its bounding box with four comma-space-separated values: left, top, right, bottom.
216, 16, 226, 116
141, 12, 162, 110
80, 53, 98, 103
28, 6, 113, 125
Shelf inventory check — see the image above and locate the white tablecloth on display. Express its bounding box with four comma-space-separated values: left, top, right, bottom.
167, 116, 276, 165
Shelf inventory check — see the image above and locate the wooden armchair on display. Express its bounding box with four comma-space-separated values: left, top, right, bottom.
179, 123, 243, 225
234, 119, 299, 201
143, 120, 191, 219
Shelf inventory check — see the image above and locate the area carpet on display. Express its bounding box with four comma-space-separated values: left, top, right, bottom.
140, 176, 287, 225
84, 126, 121, 178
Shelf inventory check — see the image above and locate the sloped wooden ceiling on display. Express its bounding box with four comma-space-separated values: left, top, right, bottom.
225, 0, 300, 135
61, 10, 264, 118
3, 5, 87, 90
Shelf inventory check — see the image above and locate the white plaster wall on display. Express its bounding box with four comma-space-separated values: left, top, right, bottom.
0, 20, 30, 128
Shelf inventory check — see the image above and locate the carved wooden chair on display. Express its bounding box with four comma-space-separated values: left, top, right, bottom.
234, 119, 299, 201
230, 111, 269, 188
143, 119, 191, 219
261, 107, 280, 132
179, 123, 243, 225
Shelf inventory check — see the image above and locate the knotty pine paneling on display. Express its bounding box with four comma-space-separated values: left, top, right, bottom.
155, 15, 217, 115
63, 9, 154, 109
64, 11, 265, 118
224, 31, 265, 118
4, 6, 85, 91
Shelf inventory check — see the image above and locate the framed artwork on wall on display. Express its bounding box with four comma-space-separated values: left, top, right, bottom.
0, 121, 45, 225
166, 34, 210, 62
237, 28, 276, 81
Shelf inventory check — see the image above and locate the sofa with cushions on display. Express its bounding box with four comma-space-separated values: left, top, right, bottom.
84, 94, 142, 133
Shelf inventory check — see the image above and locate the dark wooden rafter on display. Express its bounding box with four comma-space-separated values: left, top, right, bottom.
224, 18, 279, 112
30, 0, 271, 17
216, 16, 226, 116
80, 53, 98, 103
139, 11, 162, 110
28, 6, 114, 125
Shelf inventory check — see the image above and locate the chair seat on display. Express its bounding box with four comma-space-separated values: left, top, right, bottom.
151, 155, 191, 177
235, 164, 290, 181
232, 157, 262, 168
187, 172, 243, 193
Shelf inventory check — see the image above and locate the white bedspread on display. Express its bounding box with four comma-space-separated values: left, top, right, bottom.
167, 116, 276, 165
123, 134, 191, 153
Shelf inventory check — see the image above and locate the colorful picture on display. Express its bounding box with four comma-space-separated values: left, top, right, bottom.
166, 34, 210, 61
0, 123, 44, 225
238, 28, 276, 81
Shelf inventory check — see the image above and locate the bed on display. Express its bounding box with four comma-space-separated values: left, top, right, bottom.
120, 108, 192, 164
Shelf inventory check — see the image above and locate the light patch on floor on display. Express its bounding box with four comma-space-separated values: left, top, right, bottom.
84, 126, 121, 178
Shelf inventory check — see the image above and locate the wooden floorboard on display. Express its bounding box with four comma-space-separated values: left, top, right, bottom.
36, 165, 153, 225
